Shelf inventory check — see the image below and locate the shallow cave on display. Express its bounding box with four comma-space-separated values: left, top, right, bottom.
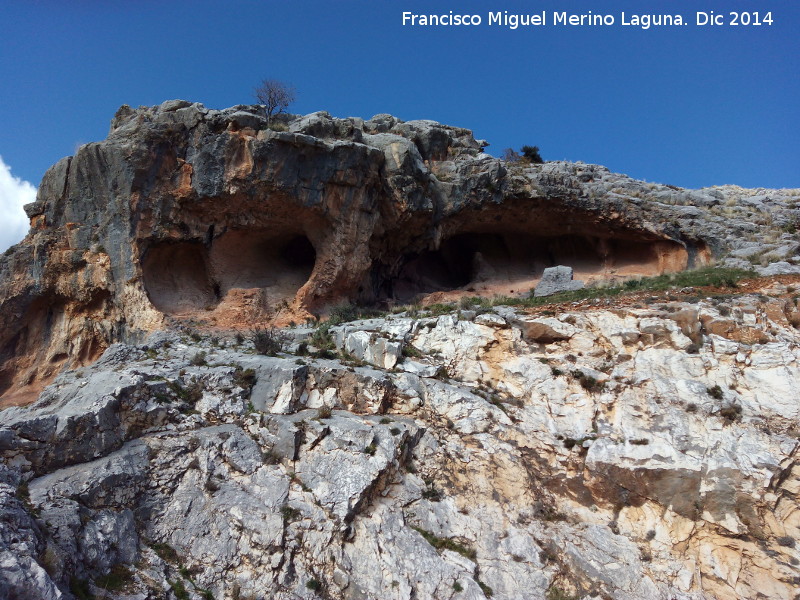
142, 242, 217, 314
209, 231, 316, 303
143, 231, 317, 316
387, 232, 686, 302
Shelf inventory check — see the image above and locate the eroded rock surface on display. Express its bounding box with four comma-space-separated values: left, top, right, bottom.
1, 101, 759, 399
2, 288, 800, 599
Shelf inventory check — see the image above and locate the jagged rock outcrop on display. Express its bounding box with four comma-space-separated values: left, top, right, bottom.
0, 101, 739, 401
1, 101, 799, 599
2, 282, 800, 599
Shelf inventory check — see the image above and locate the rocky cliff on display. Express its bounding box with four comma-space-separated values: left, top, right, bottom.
4, 99, 767, 403
1, 102, 799, 599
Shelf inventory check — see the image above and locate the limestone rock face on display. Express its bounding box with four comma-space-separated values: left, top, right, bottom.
2, 288, 800, 599
0, 102, 729, 400
1, 102, 800, 597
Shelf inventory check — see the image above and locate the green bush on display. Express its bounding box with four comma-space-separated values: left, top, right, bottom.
411, 526, 476, 560
250, 328, 287, 356
521, 145, 544, 164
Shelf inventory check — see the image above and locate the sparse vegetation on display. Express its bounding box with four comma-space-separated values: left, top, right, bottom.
411, 526, 477, 560
281, 505, 302, 522
546, 585, 578, 600
253, 78, 296, 126
719, 404, 743, 424
477, 579, 494, 597
310, 322, 336, 352
402, 344, 423, 359
497, 267, 754, 310
70, 578, 94, 600
571, 370, 605, 393
94, 564, 133, 591
521, 145, 544, 164
232, 367, 257, 394
190, 351, 207, 366
169, 579, 190, 600
707, 384, 724, 400
250, 328, 288, 356
168, 379, 204, 404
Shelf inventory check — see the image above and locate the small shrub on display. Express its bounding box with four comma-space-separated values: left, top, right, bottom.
306, 578, 321, 591
390, 427, 401, 435
250, 328, 287, 356
433, 365, 450, 380
630, 438, 650, 445
571, 370, 605, 393
170, 579, 190, 600
546, 586, 577, 600
521, 145, 544, 164
328, 303, 360, 325
411, 527, 476, 560
719, 404, 742, 424
550, 366, 563, 377
169, 379, 204, 404
190, 351, 207, 367
233, 367, 257, 393
364, 443, 377, 456
317, 405, 332, 420
94, 564, 133, 591
281, 505, 301, 522
262, 450, 281, 465
402, 344, 423, 359
422, 483, 442, 502
380, 417, 391, 424
310, 323, 335, 351
151, 542, 180, 563
477, 579, 494, 597
707, 384, 724, 400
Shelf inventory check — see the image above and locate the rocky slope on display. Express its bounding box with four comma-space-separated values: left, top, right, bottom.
2, 278, 800, 599
3, 100, 798, 402
1, 101, 800, 599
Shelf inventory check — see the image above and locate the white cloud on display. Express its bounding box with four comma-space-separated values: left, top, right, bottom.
0, 156, 36, 253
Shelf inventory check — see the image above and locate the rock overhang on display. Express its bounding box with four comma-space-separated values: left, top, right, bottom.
0, 100, 710, 398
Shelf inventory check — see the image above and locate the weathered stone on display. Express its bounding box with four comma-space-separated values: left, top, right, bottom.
533, 265, 585, 297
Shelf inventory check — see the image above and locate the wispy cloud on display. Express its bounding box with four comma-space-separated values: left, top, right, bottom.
0, 156, 36, 253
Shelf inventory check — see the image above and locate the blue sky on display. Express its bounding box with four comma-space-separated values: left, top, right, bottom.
0, 0, 797, 203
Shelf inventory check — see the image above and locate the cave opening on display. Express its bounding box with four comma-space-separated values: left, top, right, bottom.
209, 231, 316, 300
388, 232, 686, 303
143, 229, 318, 317
142, 242, 216, 314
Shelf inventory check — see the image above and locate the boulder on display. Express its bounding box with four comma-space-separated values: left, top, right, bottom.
533, 265, 585, 297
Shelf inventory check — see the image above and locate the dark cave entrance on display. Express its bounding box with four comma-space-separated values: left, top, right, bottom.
388, 232, 686, 303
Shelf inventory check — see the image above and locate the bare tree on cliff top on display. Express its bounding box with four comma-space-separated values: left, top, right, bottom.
254, 79, 296, 126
